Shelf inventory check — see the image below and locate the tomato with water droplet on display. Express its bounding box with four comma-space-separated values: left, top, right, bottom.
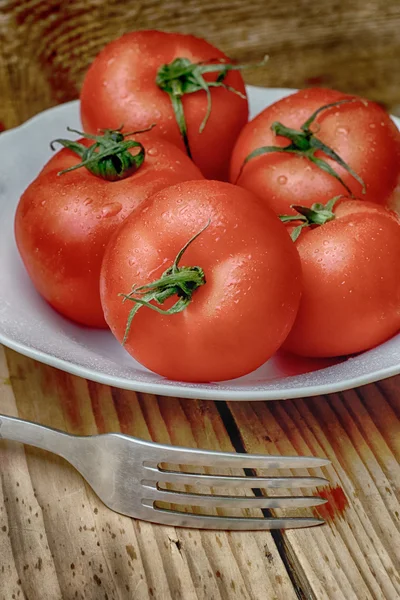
80, 30, 249, 181
15, 133, 202, 327
284, 199, 400, 357
230, 88, 400, 215
100, 180, 302, 382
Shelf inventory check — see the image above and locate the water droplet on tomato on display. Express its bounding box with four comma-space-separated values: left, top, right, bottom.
40, 200, 46, 206
128, 258, 136, 266
369, 123, 376, 129
277, 175, 287, 185
101, 202, 122, 218
63, 206, 69, 211
337, 127, 348, 135
84, 198, 93, 206
147, 148, 158, 157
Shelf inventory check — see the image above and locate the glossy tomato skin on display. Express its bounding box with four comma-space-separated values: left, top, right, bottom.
80, 30, 248, 181
15, 135, 203, 328
100, 180, 302, 382
284, 200, 400, 357
230, 88, 400, 215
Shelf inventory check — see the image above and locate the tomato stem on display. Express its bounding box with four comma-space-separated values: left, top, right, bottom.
50, 125, 155, 181
120, 221, 210, 344
280, 196, 345, 241
156, 56, 268, 158
239, 99, 366, 196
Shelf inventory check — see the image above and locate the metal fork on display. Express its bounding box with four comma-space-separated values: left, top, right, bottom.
0, 413, 330, 530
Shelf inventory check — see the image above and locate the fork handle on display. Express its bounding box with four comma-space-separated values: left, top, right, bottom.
0, 413, 74, 459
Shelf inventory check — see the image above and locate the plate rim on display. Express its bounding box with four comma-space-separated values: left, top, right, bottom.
1, 89, 399, 400
2, 330, 400, 400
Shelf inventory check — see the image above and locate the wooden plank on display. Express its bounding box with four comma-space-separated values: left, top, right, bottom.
0, 350, 63, 600
227, 394, 400, 599
0, 0, 400, 132
2, 348, 299, 600
2, 348, 400, 599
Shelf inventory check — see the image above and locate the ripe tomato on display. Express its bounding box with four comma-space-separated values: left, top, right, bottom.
80, 30, 249, 181
230, 88, 400, 215
15, 130, 202, 328
283, 199, 400, 357
100, 180, 302, 382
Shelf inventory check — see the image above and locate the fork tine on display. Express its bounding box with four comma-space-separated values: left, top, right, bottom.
140, 502, 325, 530
141, 447, 330, 470
143, 469, 329, 488
142, 484, 327, 508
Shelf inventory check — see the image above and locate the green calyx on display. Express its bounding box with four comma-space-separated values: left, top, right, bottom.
156, 56, 268, 157
280, 196, 344, 241
239, 99, 366, 196
120, 221, 210, 344
50, 125, 155, 181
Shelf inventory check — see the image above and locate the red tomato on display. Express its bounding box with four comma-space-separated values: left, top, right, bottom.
100, 180, 302, 382
283, 200, 400, 357
80, 30, 248, 181
15, 133, 202, 328
230, 88, 400, 215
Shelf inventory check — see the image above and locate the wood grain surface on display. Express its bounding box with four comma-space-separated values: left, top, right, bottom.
1, 0, 400, 130
1, 348, 400, 600
0, 1, 400, 599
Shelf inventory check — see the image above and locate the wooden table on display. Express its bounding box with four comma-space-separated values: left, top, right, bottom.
1, 2, 399, 598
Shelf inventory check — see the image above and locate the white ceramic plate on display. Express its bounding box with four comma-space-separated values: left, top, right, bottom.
1, 87, 400, 400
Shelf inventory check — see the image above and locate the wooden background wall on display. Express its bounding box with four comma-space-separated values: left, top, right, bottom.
0, 0, 399, 131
